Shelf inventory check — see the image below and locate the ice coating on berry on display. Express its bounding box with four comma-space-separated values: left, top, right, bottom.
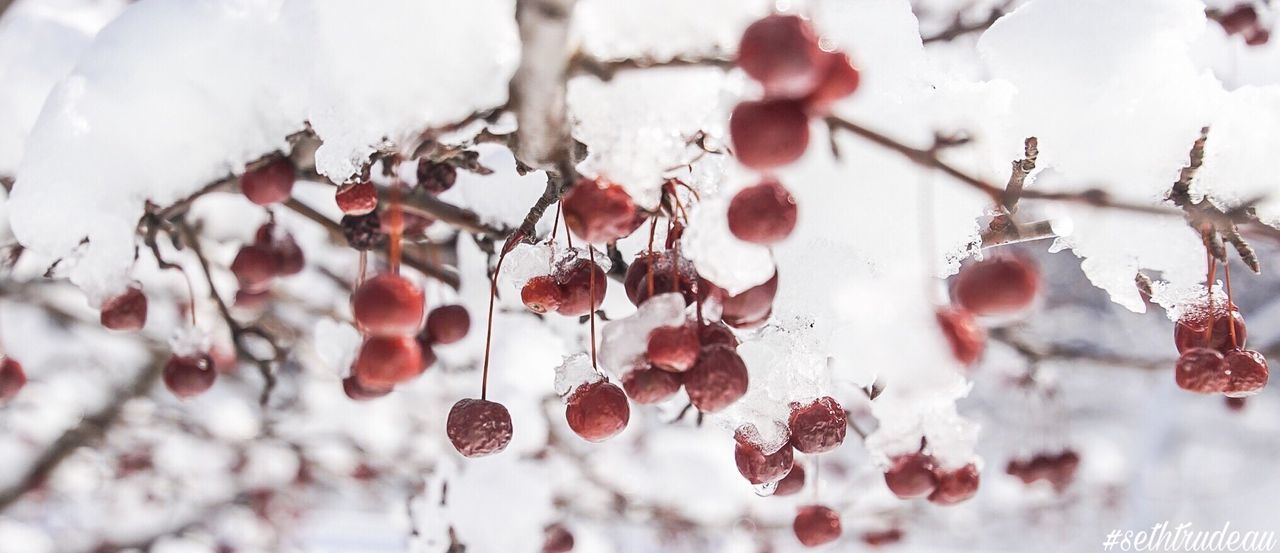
787, 396, 847, 454
1224, 349, 1268, 397
1173, 304, 1247, 354
727, 179, 798, 245
884, 453, 938, 498
621, 364, 682, 405
928, 463, 980, 505
499, 243, 556, 297
352, 336, 426, 390
163, 353, 216, 398
623, 249, 699, 306
729, 99, 811, 171
684, 344, 749, 413
599, 293, 686, 379
646, 324, 700, 373
718, 272, 778, 329
446, 399, 514, 458
100, 286, 148, 331
734, 430, 794, 485
553, 352, 604, 398
1175, 347, 1229, 394
792, 504, 842, 548
351, 273, 426, 337
721, 327, 830, 454
564, 380, 630, 443
425, 305, 470, 345
553, 258, 607, 316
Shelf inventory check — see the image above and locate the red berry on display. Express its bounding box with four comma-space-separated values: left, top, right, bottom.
0, 357, 26, 401
561, 179, 644, 244
803, 52, 861, 115
1218, 5, 1259, 36
342, 375, 391, 400
621, 365, 682, 404
792, 504, 842, 548
884, 453, 937, 499
928, 463, 980, 505
341, 212, 385, 251
522, 276, 565, 314
417, 160, 458, 195
684, 345, 749, 413
730, 100, 811, 170
351, 274, 426, 336
727, 179, 798, 245
1175, 347, 1229, 394
936, 307, 986, 366
737, 15, 830, 99
542, 524, 575, 553
231, 244, 279, 292
951, 255, 1040, 315
646, 324, 701, 373
163, 353, 216, 398
335, 181, 378, 216
861, 529, 904, 546
787, 397, 847, 454
1174, 306, 1247, 354
446, 398, 514, 458
698, 321, 739, 349
240, 157, 295, 206
425, 305, 470, 345
774, 462, 806, 496
1245, 27, 1270, 46
565, 381, 631, 442
351, 336, 426, 390
1223, 349, 1268, 397
555, 259, 607, 317
623, 250, 700, 306
1225, 396, 1247, 411
1047, 451, 1080, 491
718, 272, 778, 329
271, 233, 305, 276
100, 287, 148, 331
734, 435, 794, 485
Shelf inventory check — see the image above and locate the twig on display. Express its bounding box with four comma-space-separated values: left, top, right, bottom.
568, 51, 735, 81
1003, 137, 1038, 211
921, 2, 1011, 44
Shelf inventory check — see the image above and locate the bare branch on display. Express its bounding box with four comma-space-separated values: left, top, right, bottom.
568, 51, 735, 81
920, 1, 1012, 44
1003, 136, 1038, 211
509, 0, 578, 171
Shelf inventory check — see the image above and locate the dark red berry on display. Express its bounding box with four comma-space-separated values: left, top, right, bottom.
163, 353, 216, 398
1245, 27, 1270, 46
793, 504, 842, 548
936, 307, 985, 366
1174, 306, 1247, 354
698, 321, 739, 349
341, 212, 385, 251
951, 255, 1040, 315
241, 157, 295, 206
446, 398, 514, 458
862, 529, 904, 546
646, 324, 701, 373
101, 287, 147, 331
555, 259, 607, 317
231, 244, 279, 292
1224, 349, 1268, 397
1218, 5, 1259, 35
884, 453, 937, 499
542, 524, 575, 553
1175, 347, 1229, 394
684, 345, 749, 413
727, 179, 798, 244
425, 305, 470, 345
788, 397, 847, 454
0, 357, 26, 401
270, 232, 305, 276
416, 160, 458, 195
623, 250, 699, 306
803, 52, 860, 115
352, 274, 425, 336
774, 462, 805, 496
335, 181, 378, 216
621, 365, 682, 404
718, 272, 778, 329
351, 336, 426, 390
737, 14, 830, 99
342, 375, 391, 400
522, 276, 564, 314
561, 179, 644, 244
734, 434, 794, 485
730, 100, 811, 170
928, 464, 980, 505
565, 381, 631, 442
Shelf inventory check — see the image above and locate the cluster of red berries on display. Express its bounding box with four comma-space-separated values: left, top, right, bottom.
883, 450, 981, 506
937, 253, 1041, 366
231, 222, 305, 308
1214, 4, 1271, 46
1172, 256, 1268, 397
1005, 449, 1080, 492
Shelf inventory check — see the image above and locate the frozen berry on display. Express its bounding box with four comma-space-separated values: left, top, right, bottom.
734, 436, 794, 485
0, 357, 26, 401
417, 160, 458, 195
446, 398, 514, 458
101, 287, 148, 331
775, 462, 806, 496
862, 529, 904, 547
730, 100, 810, 170
352, 336, 426, 390
623, 250, 699, 306
241, 157, 295, 206
342, 375, 391, 400
793, 504, 842, 548
163, 353, 216, 398
425, 305, 470, 345
555, 259, 607, 317
928, 463, 980, 505
803, 52, 860, 114
352, 273, 426, 336
684, 345, 749, 413
1174, 306, 1247, 354
522, 276, 564, 314
646, 324, 701, 373
231, 244, 279, 292
1224, 349, 1268, 397
341, 212, 385, 251
788, 397, 847, 454
1175, 347, 1229, 394
562, 178, 644, 244
718, 272, 778, 329
621, 365, 682, 404
728, 179, 798, 244
951, 255, 1040, 315
565, 381, 631, 442
936, 307, 985, 366
884, 453, 937, 499
336, 181, 378, 216
699, 321, 739, 349
737, 14, 830, 99
542, 524, 575, 553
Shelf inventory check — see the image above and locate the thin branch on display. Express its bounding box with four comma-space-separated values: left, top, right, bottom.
382, 186, 508, 238
1003, 137, 1039, 211
568, 51, 736, 81
920, 2, 1012, 44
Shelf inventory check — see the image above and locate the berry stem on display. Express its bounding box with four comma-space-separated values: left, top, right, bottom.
1204, 249, 1217, 344
1225, 260, 1238, 349
388, 183, 404, 276
647, 216, 658, 300
480, 244, 514, 401
588, 245, 599, 370
357, 251, 368, 287
551, 200, 562, 242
